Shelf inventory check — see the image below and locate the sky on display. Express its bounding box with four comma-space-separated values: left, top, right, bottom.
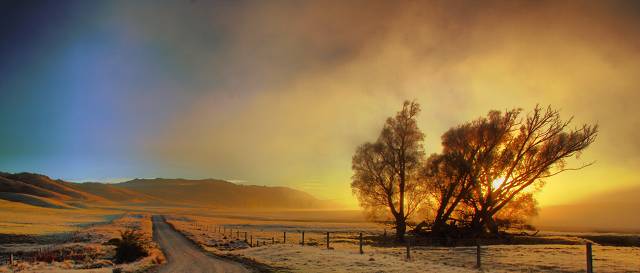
1, 0, 639, 208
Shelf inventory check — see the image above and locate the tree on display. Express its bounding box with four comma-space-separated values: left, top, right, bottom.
351, 101, 427, 242
426, 105, 597, 236
420, 109, 519, 236
421, 153, 473, 236
473, 106, 596, 235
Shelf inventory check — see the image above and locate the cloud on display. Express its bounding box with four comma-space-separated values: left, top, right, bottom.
4, 1, 639, 208
136, 1, 640, 207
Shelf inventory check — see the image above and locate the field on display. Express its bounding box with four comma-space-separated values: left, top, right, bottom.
1, 205, 639, 273
0, 199, 121, 235
0, 203, 164, 273
163, 210, 640, 273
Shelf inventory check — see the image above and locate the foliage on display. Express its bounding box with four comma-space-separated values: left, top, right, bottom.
422, 105, 597, 236
351, 100, 429, 242
494, 193, 539, 229
353, 102, 597, 238
111, 228, 149, 264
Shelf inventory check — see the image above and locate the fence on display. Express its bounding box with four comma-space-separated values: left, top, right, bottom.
0, 218, 599, 273
180, 218, 598, 273
0, 244, 103, 268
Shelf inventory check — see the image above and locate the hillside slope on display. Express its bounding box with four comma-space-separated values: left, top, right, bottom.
68, 182, 164, 204
1, 172, 96, 200
114, 178, 327, 209
0, 172, 109, 208
0, 192, 74, 209
0, 172, 329, 209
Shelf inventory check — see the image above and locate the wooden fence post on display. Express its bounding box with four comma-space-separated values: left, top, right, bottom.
359, 233, 364, 254
476, 241, 481, 268
586, 242, 593, 273
406, 238, 411, 260
301, 231, 305, 246
244, 232, 247, 242
383, 229, 387, 244
236, 230, 239, 239
283, 232, 286, 244
250, 235, 253, 247
10, 253, 13, 266
326, 232, 330, 249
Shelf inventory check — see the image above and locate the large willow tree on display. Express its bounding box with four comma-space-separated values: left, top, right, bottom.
423, 105, 598, 236
351, 101, 428, 242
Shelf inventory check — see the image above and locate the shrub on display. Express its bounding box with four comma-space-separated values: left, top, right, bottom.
111, 228, 149, 264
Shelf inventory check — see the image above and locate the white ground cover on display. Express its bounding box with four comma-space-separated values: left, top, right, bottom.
234, 243, 640, 273
168, 215, 640, 273
0, 213, 164, 273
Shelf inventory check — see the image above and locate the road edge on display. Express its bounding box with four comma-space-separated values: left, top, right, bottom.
157, 215, 288, 273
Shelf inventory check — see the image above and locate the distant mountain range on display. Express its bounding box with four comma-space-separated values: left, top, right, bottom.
0, 172, 330, 209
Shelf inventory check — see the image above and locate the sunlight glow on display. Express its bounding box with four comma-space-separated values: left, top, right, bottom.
492, 177, 506, 189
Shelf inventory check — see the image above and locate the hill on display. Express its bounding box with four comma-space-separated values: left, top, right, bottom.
0, 192, 74, 209
534, 185, 640, 233
68, 182, 164, 204
0, 172, 109, 208
0, 172, 329, 209
113, 178, 328, 208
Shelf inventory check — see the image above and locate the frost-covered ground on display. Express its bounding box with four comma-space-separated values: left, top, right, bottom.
168, 214, 640, 273
236, 244, 479, 273
0, 213, 164, 273
234, 241, 640, 273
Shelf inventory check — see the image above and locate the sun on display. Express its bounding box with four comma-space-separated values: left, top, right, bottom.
492, 177, 505, 189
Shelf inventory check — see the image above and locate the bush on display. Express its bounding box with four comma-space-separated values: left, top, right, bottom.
111, 229, 149, 264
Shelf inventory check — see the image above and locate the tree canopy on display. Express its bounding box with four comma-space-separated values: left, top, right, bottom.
351, 101, 428, 242
424, 106, 597, 236
352, 102, 598, 239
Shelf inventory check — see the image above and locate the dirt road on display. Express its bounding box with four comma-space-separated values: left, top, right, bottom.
152, 215, 251, 273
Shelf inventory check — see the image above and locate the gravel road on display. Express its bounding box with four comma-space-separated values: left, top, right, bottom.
152, 215, 251, 273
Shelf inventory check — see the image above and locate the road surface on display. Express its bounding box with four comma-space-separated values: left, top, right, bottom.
152, 215, 251, 273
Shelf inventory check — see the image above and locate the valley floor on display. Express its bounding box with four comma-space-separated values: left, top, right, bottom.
166, 213, 640, 273
0, 211, 164, 273
234, 243, 640, 273
1, 207, 639, 273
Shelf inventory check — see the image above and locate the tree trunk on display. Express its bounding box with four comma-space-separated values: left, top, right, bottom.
486, 217, 499, 236
395, 217, 406, 242
483, 213, 500, 236
431, 218, 447, 236
469, 214, 484, 236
